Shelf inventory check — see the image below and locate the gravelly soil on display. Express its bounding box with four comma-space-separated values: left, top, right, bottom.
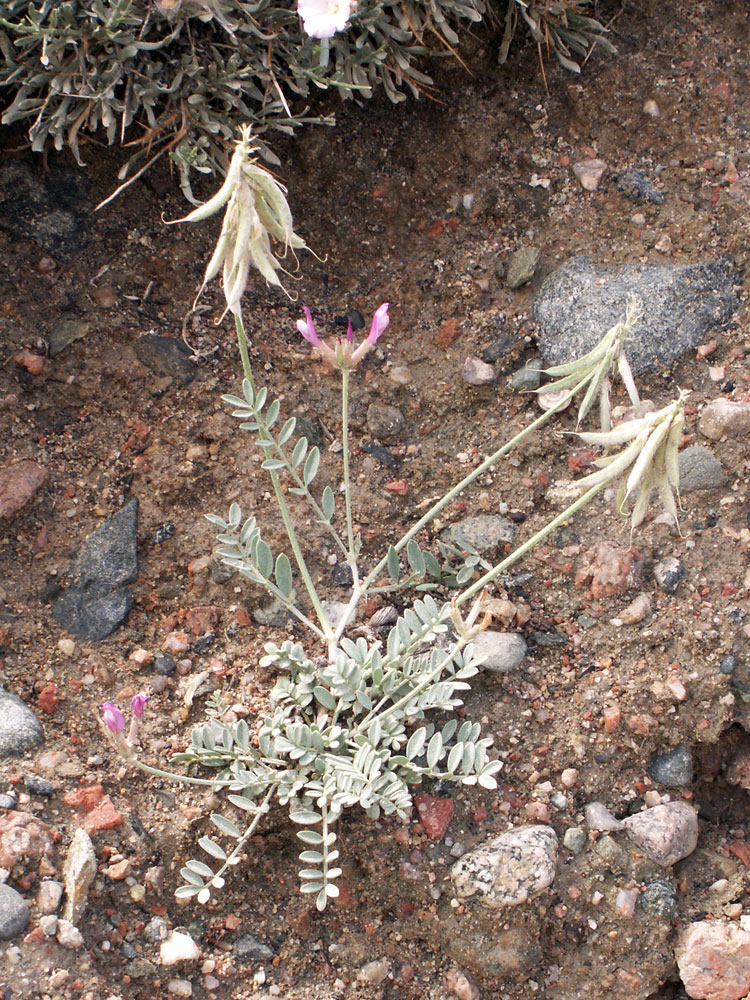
1, 0, 749, 997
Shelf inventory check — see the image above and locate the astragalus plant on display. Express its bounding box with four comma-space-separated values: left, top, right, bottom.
101, 130, 685, 911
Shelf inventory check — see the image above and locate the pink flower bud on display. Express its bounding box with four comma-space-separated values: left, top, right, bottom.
366, 303, 390, 346
296, 306, 321, 346
131, 692, 149, 719
101, 702, 125, 734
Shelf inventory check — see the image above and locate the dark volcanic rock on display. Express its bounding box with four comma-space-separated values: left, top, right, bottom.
51, 498, 138, 640
533, 256, 740, 375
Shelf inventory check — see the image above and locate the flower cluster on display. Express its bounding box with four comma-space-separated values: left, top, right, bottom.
297, 303, 390, 369
101, 693, 149, 757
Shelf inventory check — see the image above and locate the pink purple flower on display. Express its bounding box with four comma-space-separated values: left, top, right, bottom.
296, 303, 391, 369
101, 702, 125, 734
296, 306, 321, 346
131, 693, 149, 718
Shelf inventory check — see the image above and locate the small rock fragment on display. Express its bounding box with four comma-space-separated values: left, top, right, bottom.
233, 934, 273, 962
675, 919, 750, 1000
472, 631, 527, 672
654, 557, 684, 595
678, 447, 725, 492
622, 802, 698, 865
506, 247, 540, 289
446, 966, 481, 1000
63, 828, 96, 924
615, 888, 639, 917
643, 99, 661, 117
0, 811, 56, 874
0, 884, 30, 940
563, 827, 587, 854
584, 802, 624, 832
167, 980, 193, 998
575, 542, 644, 599
0, 461, 49, 521
647, 745, 693, 788
613, 592, 651, 625
699, 399, 750, 441
37, 879, 64, 914
366, 403, 405, 440
572, 159, 607, 191
161, 930, 200, 965
463, 356, 496, 386
358, 959, 390, 985
414, 794, 454, 840
451, 825, 557, 908
0, 689, 44, 758
56, 919, 84, 949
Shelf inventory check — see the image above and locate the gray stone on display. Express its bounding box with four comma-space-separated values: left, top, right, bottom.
47, 319, 91, 358
462, 356, 496, 386
233, 933, 274, 962
63, 828, 97, 924
511, 360, 543, 392
678, 446, 726, 492
533, 256, 740, 375
366, 403, 405, 441
0, 155, 92, 259
639, 877, 677, 918
563, 827, 587, 854
506, 247, 540, 289
0, 689, 43, 758
699, 398, 750, 440
133, 334, 196, 385
51, 497, 138, 640
442, 515, 515, 558
622, 802, 698, 865
0, 794, 17, 810
616, 170, 664, 204
584, 802, 625, 832
471, 630, 527, 672
24, 775, 56, 797
0, 884, 29, 940
647, 744, 693, 787
451, 825, 557, 908
653, 557, 684, 595
144, 916, 170, 943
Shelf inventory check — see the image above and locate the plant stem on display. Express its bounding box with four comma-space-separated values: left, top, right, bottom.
360, 389, 575, 593
340, 369, 358, 579
456, 478, 608, 607
234, 313, 334, 643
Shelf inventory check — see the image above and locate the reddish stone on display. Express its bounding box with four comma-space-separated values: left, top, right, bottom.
385, 479, 408, 496
575, 542, 644, 599
234, 606, 252, 627
427, 220, 444, 237
435, 318, 461, 348
185, 605, 222, 636
414, 793, 454, 839
568, 448, 597, 473
0, 461, 49, 520
627, 714, 657, 735
224, 914, 242, 931
64, 784, 105, 812
602, 704, 621, 733
83, 798, 123, 834
37, 683, 58, 714
13, 349, 45, 376
0, 811, 56, 874
727, 841, 750, 868
676, 919, 750, 1000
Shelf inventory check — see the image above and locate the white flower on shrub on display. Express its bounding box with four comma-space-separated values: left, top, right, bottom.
298, 0, 354, 38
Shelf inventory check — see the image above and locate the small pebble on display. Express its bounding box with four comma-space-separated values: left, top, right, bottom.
24, 775, 57, 797
37, 880, 64, 915
56, 919, 84, 949
647, 745, 693, 788
359, 959, 390, 985
615, 888, 639, 917
643, 99, 660, 117
584, 802, 624, 832
560, 768, 578, 788
631, 212, 647, 227
0, 884, 30, 940
39, 914, 58, 936
58, 637, 76, 657
167, 980, 193, 998
161, 930, 200, 965
463, 356, 496, 386
653, 557, 684, 595
623, 802, 698, 865
572, 158, 607, 191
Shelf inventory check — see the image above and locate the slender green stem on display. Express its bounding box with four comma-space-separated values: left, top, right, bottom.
340, 369, 358, 577
360, 388, 577, 593
456, 479, 608, 607
234, 314, 334, 643
129, 758, 242, 787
